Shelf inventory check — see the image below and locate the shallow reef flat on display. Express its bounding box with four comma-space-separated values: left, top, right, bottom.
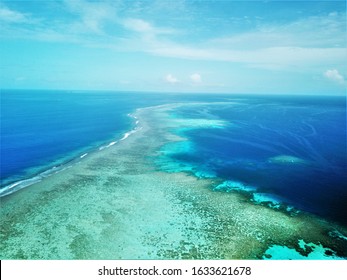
267, 155, 309, 165
1, 103, 346, 259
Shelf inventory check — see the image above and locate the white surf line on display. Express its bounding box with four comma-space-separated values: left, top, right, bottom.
0, 177, 42, 197
119, 129, 137, 141
106, 141, 117, 147
1, 109, 146, 197
1, 103, 225, 197
8, 181, 21, 189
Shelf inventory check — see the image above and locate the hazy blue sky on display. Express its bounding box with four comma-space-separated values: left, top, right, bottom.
0, 0, 346, 94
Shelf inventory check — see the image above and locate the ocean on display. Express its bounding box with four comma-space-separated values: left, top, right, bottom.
0, 90, 174, 191
1, 90, 346, 225
157, 95, 347, 225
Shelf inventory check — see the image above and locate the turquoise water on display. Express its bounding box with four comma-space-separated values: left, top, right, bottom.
0, 90, 181, 191
1, 91, 346, 260
263, 239, 345, 260
0, 90, 226, 194
1, 91, 346, 226
157, 96, 347, 225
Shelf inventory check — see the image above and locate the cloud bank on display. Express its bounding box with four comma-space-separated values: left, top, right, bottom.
324, 69, 346, 85
190, 73, 202, 83
165, 74, 179, 84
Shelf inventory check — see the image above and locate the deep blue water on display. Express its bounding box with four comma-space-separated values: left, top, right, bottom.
159, 95, 347, 225
0, 90, 173, 188
1, 90, 346, 225
1, 90, 131, 184
0, 89, 227, 190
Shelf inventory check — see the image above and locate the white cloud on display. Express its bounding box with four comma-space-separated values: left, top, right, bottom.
0, 5, 29, 23
123, 18, 152, 33
122, 17, 176, 39
324, 69, 346, 85
165, 74, 179, 84
152, 45, 346, 71
190, 73, 202, 83
63, 0, 118, 34
147, 13, 347, 71
1, 2, 346, 75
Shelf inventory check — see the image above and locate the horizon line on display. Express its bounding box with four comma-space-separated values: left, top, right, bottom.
1, 88, 346, 97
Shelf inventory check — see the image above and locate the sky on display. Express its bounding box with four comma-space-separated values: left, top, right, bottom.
0, 0, 346, 95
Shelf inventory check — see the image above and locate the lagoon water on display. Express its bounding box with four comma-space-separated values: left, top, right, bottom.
1, 90, 346, 259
